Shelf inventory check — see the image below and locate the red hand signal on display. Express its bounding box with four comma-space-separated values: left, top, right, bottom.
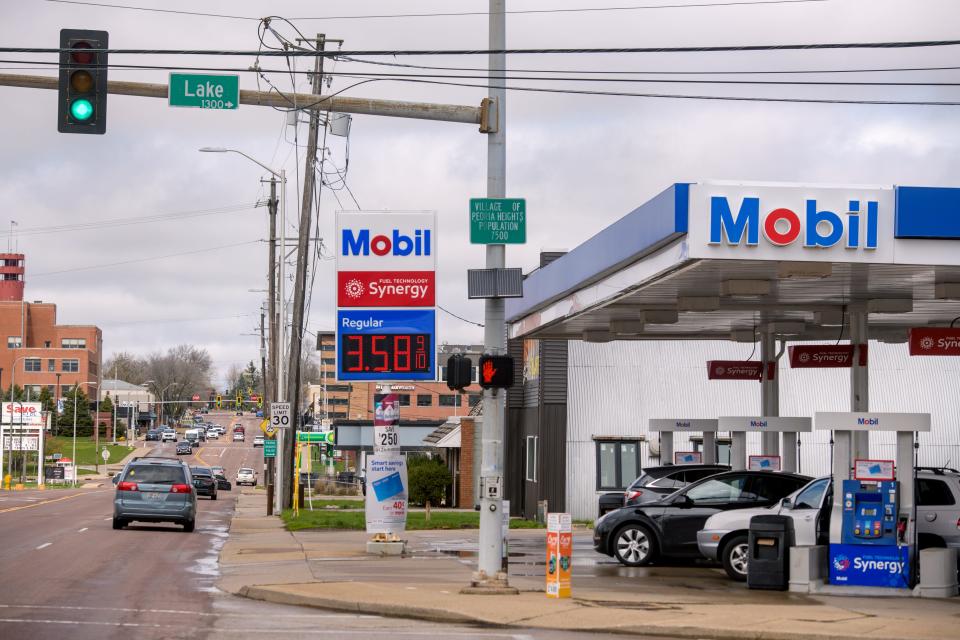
482, 359, 497, 383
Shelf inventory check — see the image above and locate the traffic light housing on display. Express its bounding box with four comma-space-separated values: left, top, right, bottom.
215, 394, 222, 408
445, 354, 473, 391
58, 29, 108, 134
478, 354, 514, 390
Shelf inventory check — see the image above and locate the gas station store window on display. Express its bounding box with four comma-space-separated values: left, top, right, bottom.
596, 440, 639, 491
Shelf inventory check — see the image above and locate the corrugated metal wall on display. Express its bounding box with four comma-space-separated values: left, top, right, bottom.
566, 339, 960, 521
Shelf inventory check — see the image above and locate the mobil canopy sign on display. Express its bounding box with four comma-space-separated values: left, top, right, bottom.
688, 184, 894, 263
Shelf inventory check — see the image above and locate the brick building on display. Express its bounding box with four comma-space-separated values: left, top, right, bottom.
0, 253, 102, 399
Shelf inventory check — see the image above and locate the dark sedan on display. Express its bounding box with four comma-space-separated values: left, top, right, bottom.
145, 429, 160, 441
189, 466, 218, 500
594, 470, 810, 566
623, 464, 730, 506
175, 441, 192, 456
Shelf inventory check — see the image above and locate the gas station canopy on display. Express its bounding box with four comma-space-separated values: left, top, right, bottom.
507, 182, 960, 341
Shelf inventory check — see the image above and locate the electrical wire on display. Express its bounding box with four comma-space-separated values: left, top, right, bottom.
438, 305, 484, 328
99, 313, 255, 327
41, 0, 832, 22
30, 239, 261, 277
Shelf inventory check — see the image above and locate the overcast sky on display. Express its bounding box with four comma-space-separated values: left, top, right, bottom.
2, 0, 958, 385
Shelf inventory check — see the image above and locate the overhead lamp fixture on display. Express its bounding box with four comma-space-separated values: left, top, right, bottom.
814, 309, 844, 326
677, 296, 720, 312
766, 321, 806, 335
730, 329, 757, 343
721, 279, 771, 298
935, 283, 960, 300
639, 309, 679, 325
610, 319, 645, 336
777, 261, 832, 280
867, 298, 913, 314
582, 330, 612, 343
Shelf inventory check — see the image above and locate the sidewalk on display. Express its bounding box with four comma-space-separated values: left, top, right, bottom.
219, 491, 958, 640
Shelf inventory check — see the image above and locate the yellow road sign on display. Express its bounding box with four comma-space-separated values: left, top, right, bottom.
259, 419, 277, 438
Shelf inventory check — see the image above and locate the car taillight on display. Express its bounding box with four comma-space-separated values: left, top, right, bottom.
171, 484, 192, 494
626, 490, 642, 502
117, 481, 138, 491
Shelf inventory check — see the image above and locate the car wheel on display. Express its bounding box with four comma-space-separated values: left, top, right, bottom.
183, 519, 195, 533
722, 535, 750, 581
112, 517, 126, 530
211, 493, 217, 500
613, 524, 657, 566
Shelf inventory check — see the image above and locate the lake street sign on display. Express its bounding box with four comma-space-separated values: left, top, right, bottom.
470, 198, 526, 244
169, 73, 239, 110
263, 439, 277, 458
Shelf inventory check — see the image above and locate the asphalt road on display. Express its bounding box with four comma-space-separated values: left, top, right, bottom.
0, 412, 657, 640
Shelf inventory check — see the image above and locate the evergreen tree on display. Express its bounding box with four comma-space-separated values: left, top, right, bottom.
38, 385, 55, 413
58, 386, 94, 436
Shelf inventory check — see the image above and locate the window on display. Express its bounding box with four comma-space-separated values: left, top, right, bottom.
468, 393, 482, 407
439, 394, 462, 407
25, 385, 42, 398
319, 343, 335, 352
398, 394, 410, 407
793, 478, 830, 510
7, 336, 21, 349
596, 440, 640, 491
61, 338, 86, 349
416, 394, 432, 407
322, 371, 336, 379
918, 479, 956, 506
327, 384, 351, 392
47, 358, 55, 372
685, 476, 748, 503
321, 357, 335, 366
123, 464, 185, 484
24, 358, 41, 372
62, 359, 79, 372
748, 475, 807, 502
328, 398, 349, 406
649, 471, 687, 490
44, 340, 51, 348
526, 436, 538, 482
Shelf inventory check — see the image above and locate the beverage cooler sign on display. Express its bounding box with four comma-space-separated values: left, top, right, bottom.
364, 455, 408, 534
373, 393, 400, 454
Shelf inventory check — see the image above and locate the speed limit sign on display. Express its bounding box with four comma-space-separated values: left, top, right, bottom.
270, 402, 291, 428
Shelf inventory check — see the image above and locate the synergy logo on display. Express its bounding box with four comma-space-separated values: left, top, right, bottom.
342, 228, 432, 257
709, 197, 879, 250
344, 278, 366, 300
854, 558, 905, 574
833, 555, 850, 572
921, 335, 960, 351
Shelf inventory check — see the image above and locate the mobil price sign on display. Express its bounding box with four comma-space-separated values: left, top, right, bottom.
909, 327, 960, 356
688, 184, 895, 264
336, 211, 436, 307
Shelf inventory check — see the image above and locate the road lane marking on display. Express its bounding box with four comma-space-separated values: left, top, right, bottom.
35, 543, 52, 550
0, 490, 107, 514
77, 527, 88, 533
0, 603, 375, 619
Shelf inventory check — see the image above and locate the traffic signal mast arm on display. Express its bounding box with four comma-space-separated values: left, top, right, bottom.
0, 73, 489, 127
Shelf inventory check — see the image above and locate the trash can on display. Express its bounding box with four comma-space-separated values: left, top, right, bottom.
747, 514, 794, 591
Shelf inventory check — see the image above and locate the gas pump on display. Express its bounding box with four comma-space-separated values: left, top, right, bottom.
840, 480, 899, 545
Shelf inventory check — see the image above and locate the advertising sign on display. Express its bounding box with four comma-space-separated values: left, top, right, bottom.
749, 455, 782, 471
2, 402, 43, 426
707, 361, 775, 381
688, 183, 895, 264
649, 418, 719, 432
719, 416, 813, 432
789, 344, 868, 368
337, 271, 435, 307
2, 435, 39, 451
815, 412, 931, 432
854, 459, 895, 481
908, 327, 960, 356
336, 211, 436, 272
674, 451, 702, 464
336, 309, 436, 381
829, 543, 910, 588
546, 512, 572, 599
364, 455, 408, 534
373, 393, 400, 454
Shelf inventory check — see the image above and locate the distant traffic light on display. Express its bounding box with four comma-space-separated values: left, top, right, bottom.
215, 394, 222, 408
478, 354, 514, 390
445, 354, 473, 391
58, 29, 108, 134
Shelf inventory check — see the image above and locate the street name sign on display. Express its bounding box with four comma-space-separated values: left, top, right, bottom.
263, 439, 277, 458
169, 73, 239, 110
470, 198, 526, 244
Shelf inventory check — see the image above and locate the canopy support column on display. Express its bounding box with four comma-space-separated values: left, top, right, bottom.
850, 310, 870, 461
760, 329, 780, 457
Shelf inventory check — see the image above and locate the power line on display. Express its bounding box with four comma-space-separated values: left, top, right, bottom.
100, 313, 255, 327
30, 239, 261, 277
7, 38, 960, 57
41, 0, 831, 22
438, 305, 484, 328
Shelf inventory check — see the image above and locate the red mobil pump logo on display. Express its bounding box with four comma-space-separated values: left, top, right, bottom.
338, 271, 435, 307
909, 327, 960, 355
707, 360, 776, 381
789, 344, 868, 368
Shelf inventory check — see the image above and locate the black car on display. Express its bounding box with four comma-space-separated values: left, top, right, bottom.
145, 429, 160, 441
594, 470, 810, 567
213, 471, 232, 491
189, 466, 218, 500
624, 464, 730, 506
598, 492, 626, 516
175, 441, 192, 456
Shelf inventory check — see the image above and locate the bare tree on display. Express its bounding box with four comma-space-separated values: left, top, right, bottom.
144, 345, 214, 421
103, 351, 148, 384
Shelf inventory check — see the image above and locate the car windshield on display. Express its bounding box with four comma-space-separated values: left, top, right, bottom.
190, 467, 212, 477
684, 476, 747, 502
239, 468, 253, 474
124, 465, 185, 484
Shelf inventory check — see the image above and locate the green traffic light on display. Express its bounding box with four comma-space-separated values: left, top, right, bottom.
70, 98, 94, 121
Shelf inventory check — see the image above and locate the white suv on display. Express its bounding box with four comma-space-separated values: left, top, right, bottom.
236, 468, 257, 486
698, 469, 960, 581
161, 429, 177, 443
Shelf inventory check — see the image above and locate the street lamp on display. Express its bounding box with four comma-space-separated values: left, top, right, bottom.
70, 380, 99, 487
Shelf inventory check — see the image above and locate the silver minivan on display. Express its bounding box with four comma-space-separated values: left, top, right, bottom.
113, 458, 197, 532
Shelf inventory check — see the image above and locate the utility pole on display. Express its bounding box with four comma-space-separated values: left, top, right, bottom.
283, 33, 334, 509
266, 175, 278, 410
260, 304, 274, 515
470, 0, 515, 594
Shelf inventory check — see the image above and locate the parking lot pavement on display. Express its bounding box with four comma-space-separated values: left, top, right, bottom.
222, 491, 960, 640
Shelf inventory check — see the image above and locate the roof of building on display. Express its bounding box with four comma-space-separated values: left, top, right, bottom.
101, 379, 149, 392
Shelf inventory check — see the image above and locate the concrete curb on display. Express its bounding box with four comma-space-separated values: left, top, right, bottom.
234, 583, 923, 640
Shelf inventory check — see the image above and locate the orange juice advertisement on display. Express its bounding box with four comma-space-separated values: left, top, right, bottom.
546, 512, 572, 598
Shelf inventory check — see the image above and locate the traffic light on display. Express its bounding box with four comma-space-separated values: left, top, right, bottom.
215, 394, 222, 408
235, 393, 242, 408
445, 354, 473, 391
58, 29, 108, 134
478, 354, 514, 390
